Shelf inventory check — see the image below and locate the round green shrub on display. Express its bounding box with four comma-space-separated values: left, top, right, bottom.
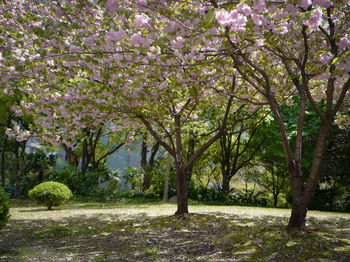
28, 181, 73, 210
0, 187, 10, 229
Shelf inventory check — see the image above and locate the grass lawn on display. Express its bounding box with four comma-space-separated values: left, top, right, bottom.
1, 200, 350, 261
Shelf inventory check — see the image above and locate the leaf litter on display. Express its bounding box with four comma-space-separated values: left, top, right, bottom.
0, 201, 350, 261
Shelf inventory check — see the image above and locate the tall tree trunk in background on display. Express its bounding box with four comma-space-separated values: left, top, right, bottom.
14, 142, 20, 198
0, 134, 7, 188
1, 118, 11, 188
221, 172, 230, 196
141, 133, 148, 191
81, 137, 88, 178
88, 127, 102, 175
38, 169, 44, 183
141, 132, 160, 192
62, 144, 79, 167
163, 151, 171, 202
220, 129, 231, 195
149, 142, 159, 167
273, 193, 278, 208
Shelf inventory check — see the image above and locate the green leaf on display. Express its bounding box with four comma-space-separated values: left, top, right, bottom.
331, 57, 340, 65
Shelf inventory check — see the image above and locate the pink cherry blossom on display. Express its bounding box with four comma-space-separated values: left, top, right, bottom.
237, 3, 252, 15
130, 34, 144, 46
337, 37, 350, 49
106, 0, 120, 14
134, 13, 151, 28
300, 0, 312, 9
303, 7, 323, 29
313, 0, 333, 8
5, 129, 15, 138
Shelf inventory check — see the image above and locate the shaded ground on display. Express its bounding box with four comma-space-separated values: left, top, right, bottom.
1, 201, 350, 261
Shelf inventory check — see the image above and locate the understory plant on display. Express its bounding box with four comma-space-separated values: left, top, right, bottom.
28, 181, 73, 210
0, 187, 10, 229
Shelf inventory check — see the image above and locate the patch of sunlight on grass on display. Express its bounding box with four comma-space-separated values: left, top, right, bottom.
9, 202, 177, 221
10, 200, 350, 223
308, 210, 350, 219
286, 241, 297, 247
234, 246, 256, 255
234, 221, 257, 226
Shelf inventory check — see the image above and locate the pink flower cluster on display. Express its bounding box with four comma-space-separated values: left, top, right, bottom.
215, 9, 247, 33
337, 37, 350, 49
133, 13, 151, 28
303, 7, 323, 29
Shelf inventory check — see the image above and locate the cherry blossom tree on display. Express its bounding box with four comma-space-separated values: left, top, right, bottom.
1, 0, 349, 229
211, 0, 350, 229
1, 0, 262, 215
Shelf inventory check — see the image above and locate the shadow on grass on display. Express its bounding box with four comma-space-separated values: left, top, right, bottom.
1, 210, 350, 261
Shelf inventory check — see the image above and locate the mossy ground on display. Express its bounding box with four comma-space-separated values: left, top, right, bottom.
1, 200, 350, 261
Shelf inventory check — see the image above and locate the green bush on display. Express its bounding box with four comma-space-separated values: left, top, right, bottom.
0, 187, 10, 229
28, 181, 73, 210
48, 165, 81, 196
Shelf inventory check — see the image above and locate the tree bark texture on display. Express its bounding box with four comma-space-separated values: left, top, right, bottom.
287, 121, 332, 230
174, 166, 188, 215
163, 151, 171, 202
63, 144, 79, 167
14, 142, 20, 198
0, 134, 7, 188
81, 137, 88, 178
141, 133, 149, 191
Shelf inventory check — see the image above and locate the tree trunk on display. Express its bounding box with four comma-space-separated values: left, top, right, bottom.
14, 142, 20, 198
81, 138, 88, 178
175, 166, 188, 215
288, 195, 308, 229
163, 151, 171, 202
63, 144, 79, 167
222, 173, 230, 196
273, 193, 278, 208
141, 133, 150, 192
38, 169, 44, 183
287, 121, 332, 230
0, 134, 7, 188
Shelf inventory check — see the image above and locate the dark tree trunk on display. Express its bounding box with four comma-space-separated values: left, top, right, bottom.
62, 144, 79, 167
288, 195, 308, 229
287, 121, 332, 230
38, 169, 44, 183
149, 142, 159, 166
222, 173, 230, 196
14, 142, 20, 198
81, 138, 88, 178
175, 166, 188, 215
141, 132, 160, 192
163, 151, 171, 202
273, 194, 278, 208
141, 133, 149, 191
1, 134, 7, 188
